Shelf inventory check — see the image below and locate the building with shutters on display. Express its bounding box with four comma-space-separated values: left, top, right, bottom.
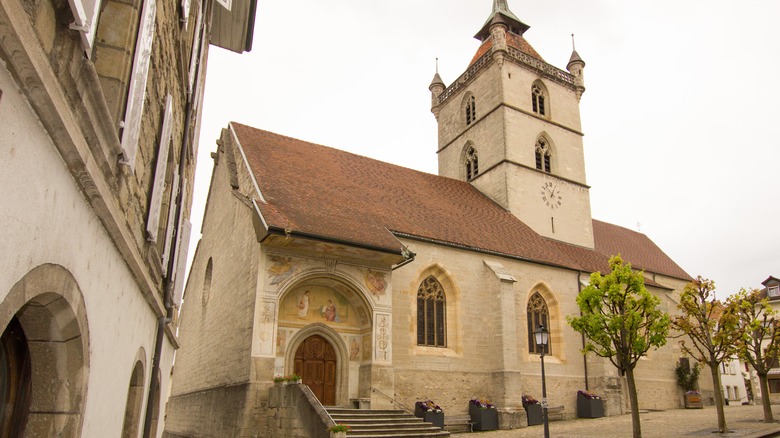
0, 0, 253, 433
165, 2, 696, 436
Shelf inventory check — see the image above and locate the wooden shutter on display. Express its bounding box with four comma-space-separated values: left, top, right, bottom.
161, 169, 179, 277
187, 0, 204, 95
119, 0, 157, 170
171, 219, 191, 306
146, 94, 174, 242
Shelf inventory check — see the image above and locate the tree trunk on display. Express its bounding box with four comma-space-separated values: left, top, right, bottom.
708, 361, 728, 433
625, 367, 642, 438
758, 373, 774, 423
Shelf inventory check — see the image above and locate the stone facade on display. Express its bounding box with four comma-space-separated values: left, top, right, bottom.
0, 0, 242, 432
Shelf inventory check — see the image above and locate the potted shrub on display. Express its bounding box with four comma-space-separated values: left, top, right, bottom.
576, 390, 605, 418
675, 359, 702, 408
522, 394, 543, 426
328, 423, 350, 438
414, 400, 444, 428
468, 398, 498, 431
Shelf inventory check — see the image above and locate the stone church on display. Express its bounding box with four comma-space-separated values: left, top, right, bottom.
166, 1, 692, 436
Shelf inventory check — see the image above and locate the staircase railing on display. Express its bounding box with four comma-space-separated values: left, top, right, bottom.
370, 386, 414, 414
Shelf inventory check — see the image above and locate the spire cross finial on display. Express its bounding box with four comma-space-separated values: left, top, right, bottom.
571, 33, 576, 51
435, 57, 439, 74
494, 0, 509, 12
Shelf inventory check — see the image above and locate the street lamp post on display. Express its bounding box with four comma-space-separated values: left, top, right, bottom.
534, 324, 550, 438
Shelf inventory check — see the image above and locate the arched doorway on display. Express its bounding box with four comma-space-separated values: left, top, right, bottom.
294, 335, 336, 405
0, 317, 31, 437
121, 360, 144, 438
0, 264, 89, 436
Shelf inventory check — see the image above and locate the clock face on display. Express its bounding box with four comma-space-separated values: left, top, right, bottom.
540, 181, 563, 209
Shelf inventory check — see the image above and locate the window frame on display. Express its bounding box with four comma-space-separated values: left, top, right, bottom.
465, 145, 479, 181
531, 83, 547, 117
417, 276, 447, 348
527, 292, 551, 355
535, 138, 552, 173
464, 94, 476, 126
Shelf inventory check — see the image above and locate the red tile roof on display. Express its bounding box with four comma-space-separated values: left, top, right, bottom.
469, 32, 544, 67
232, 123, 691, 282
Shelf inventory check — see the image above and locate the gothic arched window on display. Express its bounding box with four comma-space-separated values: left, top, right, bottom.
535, 138, 552, 173
465, 146, 479, 181
532, 83, 546, 116
465, 94, 476, 125
527, 292, 550, 355
417, 276, 446, 347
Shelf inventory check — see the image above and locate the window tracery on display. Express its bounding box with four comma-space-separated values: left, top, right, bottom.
532, 83, 546, 116
417, 276, 446, 347
535, 138, 552, 173
527, 292, 550, 355
465, 94, 476, 125
465, 146, 479, 181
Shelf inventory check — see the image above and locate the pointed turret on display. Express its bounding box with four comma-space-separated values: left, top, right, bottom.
474, 0, 530, 41
429, 60, 446, 119
566, 35, 586, 100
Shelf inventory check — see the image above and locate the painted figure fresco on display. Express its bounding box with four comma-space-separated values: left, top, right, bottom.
364, 269, 387, 296
268, 255, 300, 285
297, 290, 310, 318
322, 300, 338, 322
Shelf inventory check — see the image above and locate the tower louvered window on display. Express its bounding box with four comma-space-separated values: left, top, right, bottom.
465, 146, 479, 181
465, 95, 476, 125
532, 84, 546, 116
417, 276, 446, 347
535, 138, 551, 173
527, 292, 550, 354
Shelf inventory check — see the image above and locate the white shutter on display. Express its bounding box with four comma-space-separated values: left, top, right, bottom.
169, 177, 188, 278
146, 94, 174, 242
187, 0, 203, 95
67, 0, 101, 54
119, 0, 157, 170
161, 170, 180, 276
171, 219, 192, 306
181, 0, 192, 31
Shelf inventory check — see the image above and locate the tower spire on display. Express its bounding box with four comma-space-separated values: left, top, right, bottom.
474, 0, 529, 41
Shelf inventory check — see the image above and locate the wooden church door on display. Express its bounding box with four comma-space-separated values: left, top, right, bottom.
293, 335, 337, 405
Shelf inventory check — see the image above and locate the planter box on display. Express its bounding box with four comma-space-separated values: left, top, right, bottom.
577, 393, 604, 418
469, 404, 498, 431
685, 393, 703, 409
524, 403, 543, 426
414, 404, 444, 428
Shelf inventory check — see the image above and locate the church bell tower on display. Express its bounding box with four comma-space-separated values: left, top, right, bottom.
430, 0, 594, 248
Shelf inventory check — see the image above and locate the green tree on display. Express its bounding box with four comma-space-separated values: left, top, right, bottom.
725, 288, 780, 423
568, 255, 670, 438
671, 277, 739, 433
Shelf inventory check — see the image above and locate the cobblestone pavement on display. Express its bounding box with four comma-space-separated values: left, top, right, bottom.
456, 405, 780, 438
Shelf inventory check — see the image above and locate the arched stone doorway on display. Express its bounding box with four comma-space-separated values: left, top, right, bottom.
294, 335, 337, 405
0, 316, 32, 437
278, 275, 374, 406
0, 264, 89, 437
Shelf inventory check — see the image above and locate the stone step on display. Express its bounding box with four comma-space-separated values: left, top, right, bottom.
324, 408, 450, 438
346, 433, 449, 438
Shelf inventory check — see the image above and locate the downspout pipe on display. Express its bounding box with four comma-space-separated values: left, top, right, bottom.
142, 70, 196, 438
579, 271, 589, 391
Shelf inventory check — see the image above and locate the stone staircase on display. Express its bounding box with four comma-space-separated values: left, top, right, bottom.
325, 408, 450, 438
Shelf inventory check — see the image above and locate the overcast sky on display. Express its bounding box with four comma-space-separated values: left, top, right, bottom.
189, 0, 780, 298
